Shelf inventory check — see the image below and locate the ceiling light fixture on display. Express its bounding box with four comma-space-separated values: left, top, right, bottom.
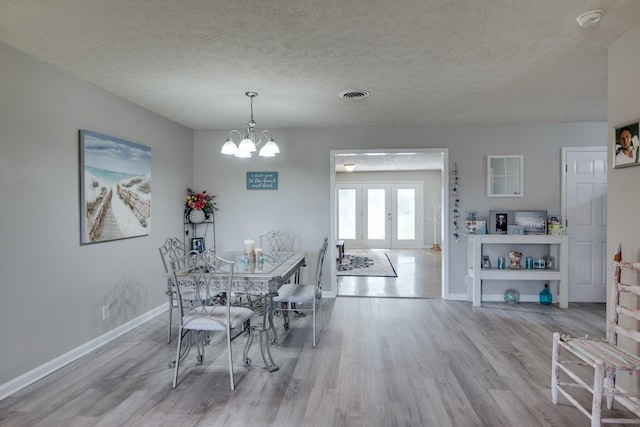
221, 92, 280, 158
576, 9, 604, 28
344, 163, 355, 172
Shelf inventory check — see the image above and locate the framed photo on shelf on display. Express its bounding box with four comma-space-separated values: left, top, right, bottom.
514, 210, 547, 234
482, 256, 491, 269
613, 119, 640, 168
191, 237, 204, 252
489, 210, 514, 234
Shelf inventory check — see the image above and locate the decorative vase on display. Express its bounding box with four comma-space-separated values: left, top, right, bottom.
188, 209, 205, 224
540, 283, 552, 305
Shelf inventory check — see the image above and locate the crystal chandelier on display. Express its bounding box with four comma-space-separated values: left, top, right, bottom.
221, 92, 280, 158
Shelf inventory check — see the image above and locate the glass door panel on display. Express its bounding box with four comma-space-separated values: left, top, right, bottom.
396, 188, 415, 240
338, 188, 356, 239
367, 188, 386, 239
337, 185, 362, 247
363, 185, 390, 248
391, 183, 423, 248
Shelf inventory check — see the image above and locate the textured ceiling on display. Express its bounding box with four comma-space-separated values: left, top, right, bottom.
1, 0, 639, 132
335, 151, 444, 172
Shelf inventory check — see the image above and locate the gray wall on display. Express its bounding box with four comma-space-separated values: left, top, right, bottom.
194, 123, 606, 299
607, 21, 640, 379
0, 43, 193, 386
607, 24, 640, 271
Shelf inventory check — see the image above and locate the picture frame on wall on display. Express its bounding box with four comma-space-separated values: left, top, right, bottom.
514, 210, 547, 234
79, 130, 151, 244
613, 119, 640, 168
489, 210, 514, 234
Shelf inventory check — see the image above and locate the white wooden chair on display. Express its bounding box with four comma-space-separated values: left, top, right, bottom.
273, 237, 328, 347
551, 245, 640, 426
171, 250, 254, 391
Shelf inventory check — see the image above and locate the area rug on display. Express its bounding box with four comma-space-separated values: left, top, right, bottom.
336, 251, 397, 277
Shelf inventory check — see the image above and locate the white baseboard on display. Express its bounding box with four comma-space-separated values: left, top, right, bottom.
0, 304, 167, 402
447, 293, 548, 304
481, 294, 541, 303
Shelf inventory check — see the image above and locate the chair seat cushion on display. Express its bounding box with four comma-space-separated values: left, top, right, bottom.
272, 283, 315, 304
561, 335, 640, 373
182, 306, 253, 331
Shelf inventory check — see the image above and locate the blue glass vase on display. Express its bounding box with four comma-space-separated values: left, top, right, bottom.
539, 284, 552, 305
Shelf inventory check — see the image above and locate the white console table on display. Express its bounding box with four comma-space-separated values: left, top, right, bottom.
465, 234, 568, 308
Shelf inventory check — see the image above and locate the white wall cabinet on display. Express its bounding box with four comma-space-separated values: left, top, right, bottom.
465, 234, 568, 308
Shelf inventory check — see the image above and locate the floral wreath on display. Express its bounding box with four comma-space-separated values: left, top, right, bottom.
185, 187, 218, 219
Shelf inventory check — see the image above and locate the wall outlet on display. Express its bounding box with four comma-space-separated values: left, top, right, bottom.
102, 305, 110, 320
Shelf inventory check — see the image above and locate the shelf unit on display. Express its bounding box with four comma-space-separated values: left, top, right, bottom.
465, 233, 568, 308
184, 214, 215, 253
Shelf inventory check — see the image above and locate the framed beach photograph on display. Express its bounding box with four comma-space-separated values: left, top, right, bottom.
80, 130, 152, 244
613, 119, 640, 168
191, 237, 204, 252
514, 210, 547, 234
489, 210, 514, 234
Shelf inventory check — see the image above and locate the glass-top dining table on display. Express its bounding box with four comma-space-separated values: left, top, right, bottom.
167, 250, 306, 372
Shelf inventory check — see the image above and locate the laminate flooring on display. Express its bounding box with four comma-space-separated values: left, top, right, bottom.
338, 248, 442, 298
0, 299, 632, 426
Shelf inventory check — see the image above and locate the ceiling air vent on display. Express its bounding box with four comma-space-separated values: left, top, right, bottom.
340, 90, 370, 100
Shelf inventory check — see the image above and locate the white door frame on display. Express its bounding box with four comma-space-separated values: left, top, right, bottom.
329, 148, 449, 300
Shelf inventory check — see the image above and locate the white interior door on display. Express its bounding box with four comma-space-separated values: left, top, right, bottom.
564, 148, 607, 302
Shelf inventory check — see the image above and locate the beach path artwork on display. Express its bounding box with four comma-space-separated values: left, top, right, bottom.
80, 130, 151, 244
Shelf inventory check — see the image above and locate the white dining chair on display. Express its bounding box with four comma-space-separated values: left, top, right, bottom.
159, 237, 188, 343
171, 250, 254, 391
259, 229, 296, 253
272, 237, 328, 347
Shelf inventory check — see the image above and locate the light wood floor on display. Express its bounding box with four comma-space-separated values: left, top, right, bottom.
0, 299, 632, 426
338, 248, 442, 298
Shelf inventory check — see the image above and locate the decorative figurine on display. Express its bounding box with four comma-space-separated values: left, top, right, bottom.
508, 251, 522, 269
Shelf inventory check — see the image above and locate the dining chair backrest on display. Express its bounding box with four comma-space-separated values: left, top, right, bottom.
171, 250, 234, 322
314, 237, 329, 296
160, 237, 190, 343
260, 230, 296, 253
159, 237, 187, 273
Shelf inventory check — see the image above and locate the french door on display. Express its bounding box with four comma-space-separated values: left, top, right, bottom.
337, 182, 423, 249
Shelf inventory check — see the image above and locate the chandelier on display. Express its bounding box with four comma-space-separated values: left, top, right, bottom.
221, 92, 280, 158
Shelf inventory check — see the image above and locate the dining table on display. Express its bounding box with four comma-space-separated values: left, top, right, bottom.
167, 250, 306, 372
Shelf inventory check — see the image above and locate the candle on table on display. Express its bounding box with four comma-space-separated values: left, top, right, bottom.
254, 248, 263, 258
244, 239, 255, 256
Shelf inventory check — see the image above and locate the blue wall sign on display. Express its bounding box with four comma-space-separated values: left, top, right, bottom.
246, 171, 278, 190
